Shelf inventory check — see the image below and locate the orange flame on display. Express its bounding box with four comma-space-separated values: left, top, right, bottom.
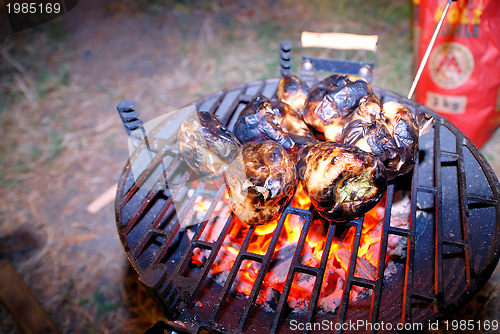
192, 183, 391, 311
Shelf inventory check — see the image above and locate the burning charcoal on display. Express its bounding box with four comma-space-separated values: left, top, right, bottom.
318, 290, 343, 314
334, 248, 351, 273
381, 102, 420, 177
233, 95, 316, 158
303, 75, 380, 141
354, 256, 377, 281
276, 73, 310, 112
296, 141, 387, 223
224, 141, 297, 226
178, 112, 241, 180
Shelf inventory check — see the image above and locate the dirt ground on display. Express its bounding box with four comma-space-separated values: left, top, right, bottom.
1, 0, 500, 333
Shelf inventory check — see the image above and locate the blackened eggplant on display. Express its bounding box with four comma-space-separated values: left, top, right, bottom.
233, 95, 316, 158
277, 74, 310, 112
382, 102, 419, 177
296, 141, 387, 223
225, 140, 297, 225
178, 111, 241, 180
303, 75, 380, 141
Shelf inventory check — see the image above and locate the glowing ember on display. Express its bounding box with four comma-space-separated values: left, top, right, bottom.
189, 185, 409, 314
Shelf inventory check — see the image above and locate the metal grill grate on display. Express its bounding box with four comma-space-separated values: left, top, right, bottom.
115, 79, 500, 333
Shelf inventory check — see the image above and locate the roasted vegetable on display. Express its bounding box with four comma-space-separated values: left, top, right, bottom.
296, 141, 387, 223
277, 74, 310, 112
341, 101, 424, 179
382, 102, 420, 177
303, 75, 380, 141
341, 101, 401, 179
345, 101, 383, 124
233, 95, 316, 158
178, 112, 241, 180
225, 141, 297, 225
341, 119, 401, 177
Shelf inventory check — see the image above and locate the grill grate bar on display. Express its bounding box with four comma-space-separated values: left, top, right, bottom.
124, 186, 160, 236
467, 194, 498, 205
350, 277, 376, 289
456, 135, 473, 286
302, 220, 337, 330
133, 170, 199, 266
120, 148, 180, 211
209, 219, 260, 322
120, 154, 182, 236
442, 239, 468, 248
387, 226, 411, 238
216, 86, 246, 125
412, 291, 437, 303
336, 218, 365, 324
293, 263, 321, 276
269, 208, 315, 334
433, 120, 445, 307
370, 181, 395, 329
185, 214, 238, 309
149, 172, 193, 265
235, 208, 306, 332
403, 146, 421, 325
206, 91, 226, 115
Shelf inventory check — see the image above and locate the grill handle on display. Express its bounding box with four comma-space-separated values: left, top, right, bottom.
116, 99, 143, 135
279, 41, 292, 76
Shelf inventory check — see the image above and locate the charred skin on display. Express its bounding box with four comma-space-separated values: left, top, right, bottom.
277, 74, 310, 112
345, 101, 383, 124
233, 95, 316, 158
178, 112, 241, 180
303, 75, 380, 141
341, 101, 421, 179
382, 102, 419, 177
225, 141, 297, 226
297, 141, 387, 223
341, 119, 401, 179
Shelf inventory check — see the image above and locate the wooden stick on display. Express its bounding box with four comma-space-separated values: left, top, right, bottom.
301, 32, 378, 51
0, 260, 62, 334
86, 183, 118, 214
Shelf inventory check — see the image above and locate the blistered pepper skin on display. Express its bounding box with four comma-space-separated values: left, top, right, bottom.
225, 141, 297, 226
303, 75, 380, 141
277, 73, 310, 112
233, 95, 316, 159
341, 119, 401, 179
178, 112, 241, 180
297, 141, 387, 223
382, 102, 420, 177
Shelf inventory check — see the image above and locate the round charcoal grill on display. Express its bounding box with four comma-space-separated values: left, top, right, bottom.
115, 78, 500, 334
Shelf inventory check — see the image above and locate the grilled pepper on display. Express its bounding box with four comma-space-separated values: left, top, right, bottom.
233, 95, 316, 158
341, 101, 401, 179
382, 102, 420, 177
341, 118, 401, 177
178, 111, 241, 180
277, 73, 310, 112
296, 141, 387, 223
303, 75, 380, 141
225, 141, 297, 225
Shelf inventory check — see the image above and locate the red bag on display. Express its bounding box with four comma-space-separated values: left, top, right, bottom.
415, 0, 500, 148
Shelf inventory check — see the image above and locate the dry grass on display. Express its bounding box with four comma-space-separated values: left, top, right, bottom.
0, 0, 499, 333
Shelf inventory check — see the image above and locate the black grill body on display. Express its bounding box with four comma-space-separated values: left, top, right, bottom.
115, 79, 500, 334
